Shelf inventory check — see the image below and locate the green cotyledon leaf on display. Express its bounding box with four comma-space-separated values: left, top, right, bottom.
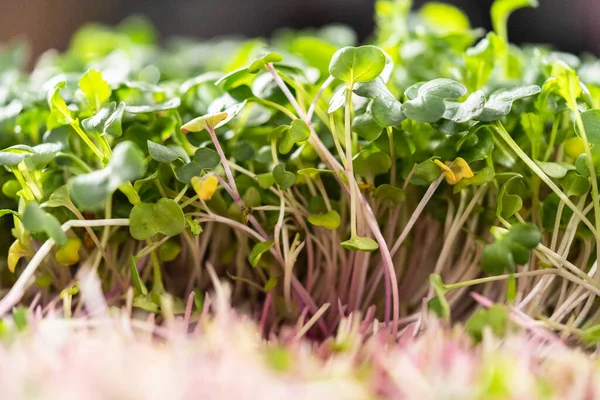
476, 85, 541, 121
249, 241, 275, 267
308, 210, 341, 230
22, 201, 67, 246
79, 68, 111, 111
341, 236, 379, 252
46, 81, 74, 130
272, 164, 296, 190
402, 79, 467, 123
329, 45, 387, 85
69, 141, 146, 210
129, 198, 185, 240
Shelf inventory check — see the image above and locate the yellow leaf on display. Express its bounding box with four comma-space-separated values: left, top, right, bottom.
55, 237, 82, 266
434, 157, 474, 185
181, 112, 228, 133
564, 137, 586, 159
192, 174, 219, 201
8, 240, 28, 273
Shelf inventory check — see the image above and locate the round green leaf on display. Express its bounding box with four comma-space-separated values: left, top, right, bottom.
341, 236, 379, 252
506, 223, 541, 249
561, 172, 591, 197
249, 240, 275, 267
352, 113, 384, 141
247, 52, 283, 74
481, 242, 513, 275
129, 198, 185, 240
476, 85, 541, 122
372, 96, 404, 127
308, 210, 341, 230
70, 141, 146, 210
231, 141, 255, 161
22, 201, 67, 246
329, 45, 387, 84
534, 161, 572, 179
402, 79, 467, 123
273, 164, 296, 190
103, 102, 126, 137
82, 102, 116, 134
256, 172, 276, 189
147, 141, 187, 163
374, 184, 406, 205
353, 150, 392, 177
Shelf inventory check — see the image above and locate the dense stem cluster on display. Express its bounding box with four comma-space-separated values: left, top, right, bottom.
1, 0, 600, 359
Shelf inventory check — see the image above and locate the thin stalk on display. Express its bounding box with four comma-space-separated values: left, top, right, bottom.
255, 98, 297, 121
543, 114, 560, 161
71, 122, 105, 163
148, 240, 164, 293
390, 174, 445, 257
572, 108, 600, 278
266, 64, 306, 117
56, 152, 93, 173
294, 302, 330, 340
344, 86, 358, 239
494, 121, 596, 235
268, 63, 400, 333
18, 166, 43, 200
307, 76, 334, 121
445, 269, 560, 292
387, 127, 397, 185
550, 200, 566, 250
270, 140, 279, 164
329, 113, 347, 167
11, 168, 36, 201
206, 125, 238, 193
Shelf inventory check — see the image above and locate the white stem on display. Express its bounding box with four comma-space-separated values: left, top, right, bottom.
207, 125, 238, 193
307, 75, 334, 121
294, 302, 330, 340
390, 174, 445, 257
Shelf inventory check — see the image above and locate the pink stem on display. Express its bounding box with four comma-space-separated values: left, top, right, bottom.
207, 125, 238, 193
183, 291, 195, 330
267, 63, 400, 335
259, 290, 273, 336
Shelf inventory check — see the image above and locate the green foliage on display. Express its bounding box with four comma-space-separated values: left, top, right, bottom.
1, 1, 600, 349
249, 241, 275, 267
70, 141, 146, 210
465, 305, 509, 342
329, 46, 387, 85
402, 79, 466, 123
272, 164, 295, 190
79, 69, 111, 111
129, 199, 185, 240
482, 224, 541, 275
340, 236, 378, 252
308, 210, 341, 230
22, 202, 67, 246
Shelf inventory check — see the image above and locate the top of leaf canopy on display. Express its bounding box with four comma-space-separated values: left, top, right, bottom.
247, 52, 283, 74
78, 68, 111, 111
419, 2, 471, 35
491, 0, 539, 40
329, 45, 387, 85
402, 78, 467, 123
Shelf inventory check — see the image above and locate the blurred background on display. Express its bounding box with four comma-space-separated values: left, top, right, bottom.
0, 0, 598, 62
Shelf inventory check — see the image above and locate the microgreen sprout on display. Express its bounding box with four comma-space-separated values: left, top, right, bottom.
2, 3, 600, 394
